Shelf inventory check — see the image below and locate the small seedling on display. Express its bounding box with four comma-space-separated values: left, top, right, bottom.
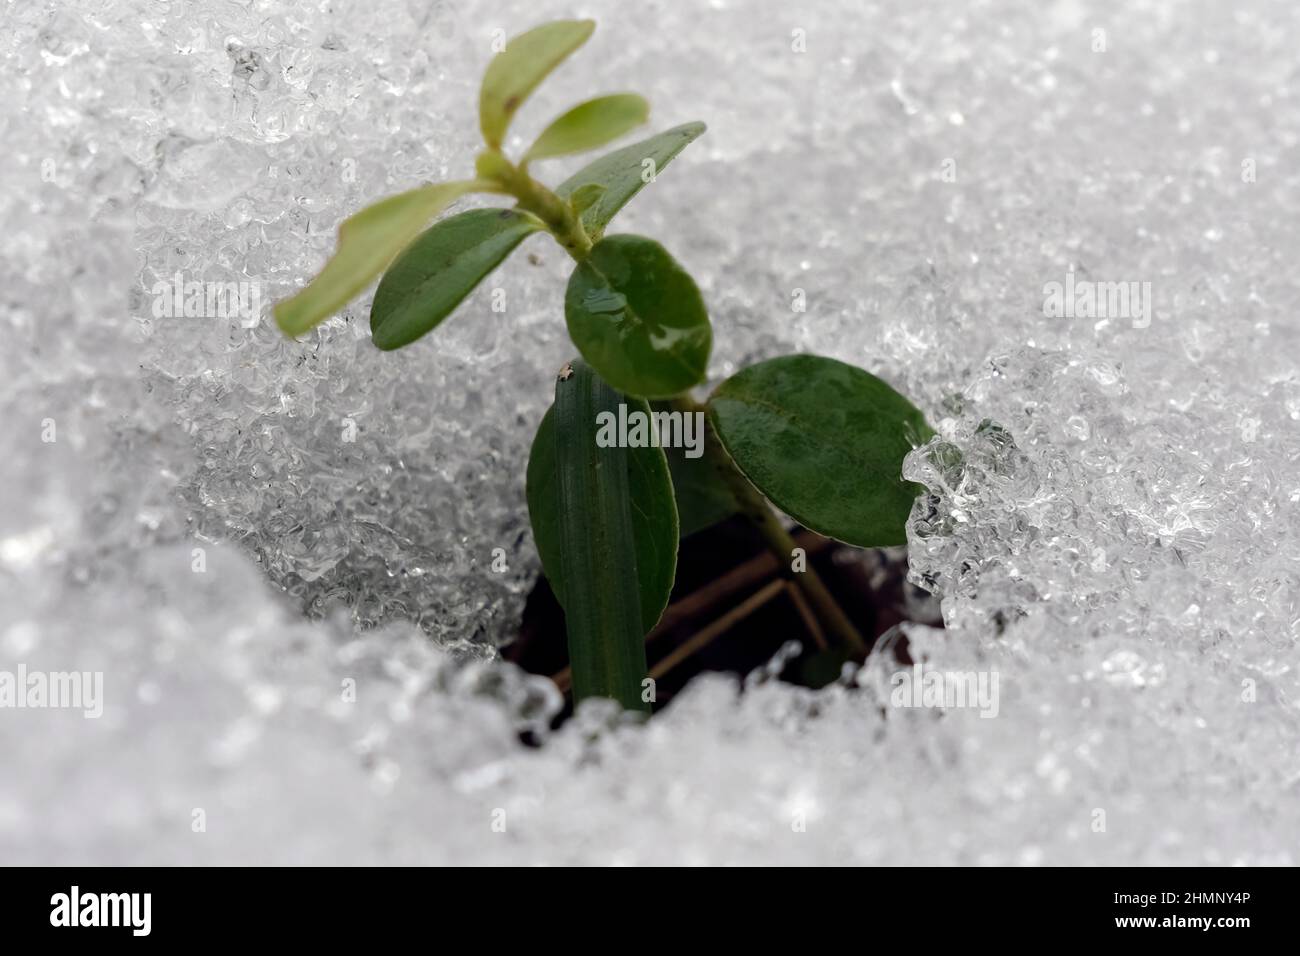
275, 19, 933, 714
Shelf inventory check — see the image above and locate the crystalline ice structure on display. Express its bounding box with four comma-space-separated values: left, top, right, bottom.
1, 0, 1297, 864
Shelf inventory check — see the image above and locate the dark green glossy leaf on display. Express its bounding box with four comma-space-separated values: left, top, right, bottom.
523, 94, 650, 163
665, 449, 737, 538
651, 402, 737, 538
478, 19, 594, 149
555, 122, 706, 237
528, 386, 678, 635
370, 208, 543, 350
564, 234, 711, 398
707, 354, 934, 548
526, 362, 678, 710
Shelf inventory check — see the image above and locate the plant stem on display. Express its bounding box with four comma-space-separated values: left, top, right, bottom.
784, 581, 828, 651
648, 579, 785, 680
670, 395, 868, 654
496, 154, 867, 655
491, 159, 593, 259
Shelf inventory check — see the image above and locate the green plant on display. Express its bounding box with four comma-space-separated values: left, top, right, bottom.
274, 19, 933, 714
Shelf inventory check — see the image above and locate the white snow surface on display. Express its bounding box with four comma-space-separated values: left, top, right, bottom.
2, 0, 1298, 864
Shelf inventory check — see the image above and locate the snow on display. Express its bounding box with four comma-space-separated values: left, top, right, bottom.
2, 0, 1297, 863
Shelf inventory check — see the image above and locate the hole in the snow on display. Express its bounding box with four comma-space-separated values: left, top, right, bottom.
505, 515, 943, 729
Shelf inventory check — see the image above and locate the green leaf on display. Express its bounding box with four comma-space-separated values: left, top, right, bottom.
474, 149, 513, 183
527, 361, 677, 711
651, 403, 737, 538
564, 234, 712, 398
274, 181, 488, 337
707, 355, 934, 548
568, 183, 607, 215
523, 94, 650, 164
370, 208, 543, 350
528, 384, 677, 636
478, 19, 595, 149
665, 447, 738, 538
556, 121, 706, 237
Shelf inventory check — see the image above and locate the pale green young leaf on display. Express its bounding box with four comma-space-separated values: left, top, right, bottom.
274, 181, 489, 337
569, 183, 607, 215
523, 94, 650, 164
473, 149, 513, 183
478, 19, 595, 149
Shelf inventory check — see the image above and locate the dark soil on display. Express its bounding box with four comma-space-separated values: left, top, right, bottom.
505, 515, 942, 724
